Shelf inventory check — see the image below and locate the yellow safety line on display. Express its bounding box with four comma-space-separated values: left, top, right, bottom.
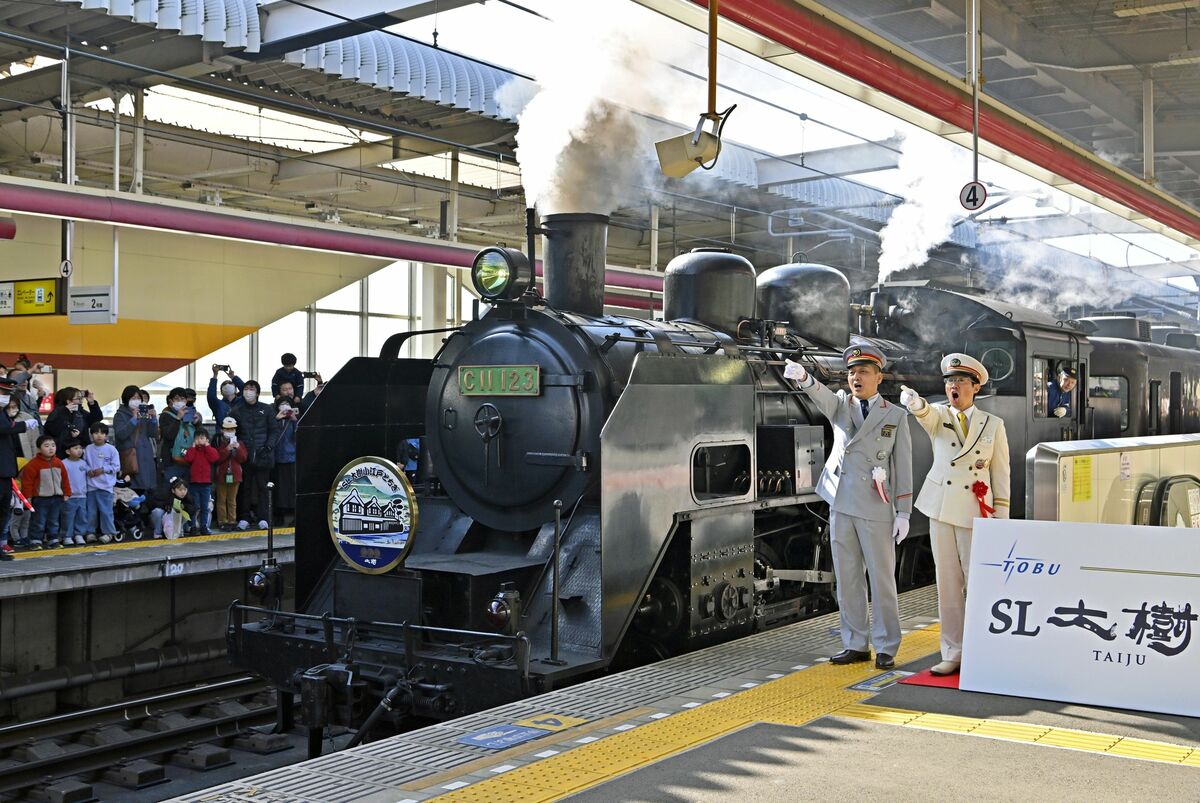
9, 527, 295, 559
836, 704, 1200, 768
432, 627, 944, 802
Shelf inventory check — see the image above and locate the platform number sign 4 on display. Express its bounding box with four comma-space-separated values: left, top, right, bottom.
960, 181, 987, 211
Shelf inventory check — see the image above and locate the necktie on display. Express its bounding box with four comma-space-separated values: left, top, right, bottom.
958, 411, 969, 437
860, 399, 870, 421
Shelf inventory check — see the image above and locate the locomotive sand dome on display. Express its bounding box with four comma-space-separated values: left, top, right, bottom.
663, 248, 757, 333
756, 262, 850, 348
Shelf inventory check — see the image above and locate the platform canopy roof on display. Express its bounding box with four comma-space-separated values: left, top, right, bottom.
0, 0, 1197, 323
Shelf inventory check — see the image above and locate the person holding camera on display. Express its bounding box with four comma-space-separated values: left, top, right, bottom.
271, 353, 304, 399
44, 387, 102, 458
113, 385, 160, 495
271, 395, 299, 526
231, 380, 280, 530
0, 376, 40, 559
207, 364, 245, 423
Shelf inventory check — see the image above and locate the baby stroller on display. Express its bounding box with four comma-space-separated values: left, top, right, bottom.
113, 477, 150, 541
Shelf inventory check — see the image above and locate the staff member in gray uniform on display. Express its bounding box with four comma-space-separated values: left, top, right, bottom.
901, 353, 1010, 676
785, 345, 912, 669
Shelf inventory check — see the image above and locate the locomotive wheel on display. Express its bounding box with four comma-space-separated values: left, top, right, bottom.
633, 576, 685, 639
896, 534, 935, 590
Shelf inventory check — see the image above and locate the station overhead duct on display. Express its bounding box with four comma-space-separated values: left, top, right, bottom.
1113, 1, 1200, 17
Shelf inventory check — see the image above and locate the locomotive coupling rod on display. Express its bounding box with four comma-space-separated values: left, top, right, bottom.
545, 500, 567, 666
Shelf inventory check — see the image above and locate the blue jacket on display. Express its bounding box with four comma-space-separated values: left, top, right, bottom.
276, 418, 297, 464
1047, 381, 1073, 415
207, 375, 245, 423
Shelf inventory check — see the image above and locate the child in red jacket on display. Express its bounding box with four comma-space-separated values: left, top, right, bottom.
213, 417, 247, 532
20, 434, 71, 549
176, 430, 219, 535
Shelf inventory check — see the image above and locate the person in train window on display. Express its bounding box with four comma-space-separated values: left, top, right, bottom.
784, 345, 912, 670
1047, 364, 1078, 418
901, 353, 1011, 676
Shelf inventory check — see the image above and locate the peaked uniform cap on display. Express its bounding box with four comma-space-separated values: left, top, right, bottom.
941, 353, 988, 385
842, 344, 886, 370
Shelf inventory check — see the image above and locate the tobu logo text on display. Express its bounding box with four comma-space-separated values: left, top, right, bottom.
982, 541, 1061, 583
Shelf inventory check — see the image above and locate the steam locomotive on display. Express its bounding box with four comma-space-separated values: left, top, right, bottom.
228, 212, 1200, 753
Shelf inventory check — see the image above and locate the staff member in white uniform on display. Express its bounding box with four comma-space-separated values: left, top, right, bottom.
901, 353, 1010, 675
785, 345, 912, 669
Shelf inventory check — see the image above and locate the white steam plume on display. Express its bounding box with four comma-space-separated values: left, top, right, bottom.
498, 3, 698, 215
876, 131, 971, 282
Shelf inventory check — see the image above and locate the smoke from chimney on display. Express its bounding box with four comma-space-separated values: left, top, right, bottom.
497, 3, 698, 216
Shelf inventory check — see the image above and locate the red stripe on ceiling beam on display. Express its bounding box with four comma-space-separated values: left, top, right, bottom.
701, 0, 1200, 242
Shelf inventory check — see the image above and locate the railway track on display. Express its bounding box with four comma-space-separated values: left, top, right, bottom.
0, 676, 288, 801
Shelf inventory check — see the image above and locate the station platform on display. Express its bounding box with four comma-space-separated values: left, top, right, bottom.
173, 585, 1199, 803
0, 529, 294, 598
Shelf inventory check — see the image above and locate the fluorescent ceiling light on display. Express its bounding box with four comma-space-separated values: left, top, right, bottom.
1114, 1, 1200, 17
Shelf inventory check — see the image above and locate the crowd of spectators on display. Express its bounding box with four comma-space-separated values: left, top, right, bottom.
0, 353, 323, 559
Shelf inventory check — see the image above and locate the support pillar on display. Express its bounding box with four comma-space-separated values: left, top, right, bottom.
1143, 73, 1155, 184
419, 262, 449, 358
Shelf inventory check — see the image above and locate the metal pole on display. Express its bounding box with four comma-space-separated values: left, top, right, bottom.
1143, 72, 1155, 184
448, 149, 460, 242
132, 88, 145, 194
112, 93, 120, 322
649, 203, 660, 270
550, 499, 563, 664
60, 44, 74, 285
969, 0, 981, 183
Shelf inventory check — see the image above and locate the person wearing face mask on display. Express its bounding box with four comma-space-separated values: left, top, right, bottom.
113, 385, 160, 495
158, 387, 196, 489
902, 353, 1011, 676
231, 380, 280, 530
5, 395, 37, 460
44, 387, 102, 458
271, 395, 298, 526
207, 365, 245, 423
0, 376, 40, 559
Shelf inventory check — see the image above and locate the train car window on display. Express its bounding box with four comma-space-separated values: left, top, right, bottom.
1089, 376, 1129, 431
692, 444, 752, 501
1032, 357, 1051, 417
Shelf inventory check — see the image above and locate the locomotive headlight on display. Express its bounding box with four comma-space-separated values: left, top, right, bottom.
471, 247, 532, 301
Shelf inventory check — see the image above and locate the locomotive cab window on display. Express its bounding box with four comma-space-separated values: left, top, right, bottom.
692, 443, 752, 501
1089, 376, 1129, 432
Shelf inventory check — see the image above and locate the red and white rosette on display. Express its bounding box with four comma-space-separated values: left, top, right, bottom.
871, 466, 890, 504
972, 480, 995, 518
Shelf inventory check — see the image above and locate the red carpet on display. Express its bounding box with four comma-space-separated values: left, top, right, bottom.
898, 669, 960, 689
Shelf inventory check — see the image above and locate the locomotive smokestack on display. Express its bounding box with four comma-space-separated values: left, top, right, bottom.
542, 213, 608, 316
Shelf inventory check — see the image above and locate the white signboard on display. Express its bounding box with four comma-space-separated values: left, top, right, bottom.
0, 282, 12, 316
68, 284, 115, 325
961, 518, 1200, 716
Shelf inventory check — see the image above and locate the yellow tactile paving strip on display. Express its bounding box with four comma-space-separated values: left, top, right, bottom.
838, 703, 1200, 768
9, 527, 294, 558
431, 620, 1199, 802
432, 628, 943, 802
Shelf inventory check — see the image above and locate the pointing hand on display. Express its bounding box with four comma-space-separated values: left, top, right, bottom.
783, 360, 808, 382
899, 385, 924, 411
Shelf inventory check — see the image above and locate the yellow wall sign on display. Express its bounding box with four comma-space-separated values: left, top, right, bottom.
515, 714, 588, 732
1071, 456, 1093, 502
0, 278, 62, 316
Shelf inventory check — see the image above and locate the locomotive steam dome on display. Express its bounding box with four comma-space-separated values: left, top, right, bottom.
756, 263, 850, 348
663, 248, 757, 333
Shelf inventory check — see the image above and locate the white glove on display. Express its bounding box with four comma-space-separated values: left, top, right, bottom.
899, 385, 924, 411
1052, 407, 1067, 418
783, 360, 808, 382
892, 517, 910, 545
24, 418, 39, 431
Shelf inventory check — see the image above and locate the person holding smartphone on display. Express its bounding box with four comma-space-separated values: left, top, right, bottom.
113, 386, 160, 495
